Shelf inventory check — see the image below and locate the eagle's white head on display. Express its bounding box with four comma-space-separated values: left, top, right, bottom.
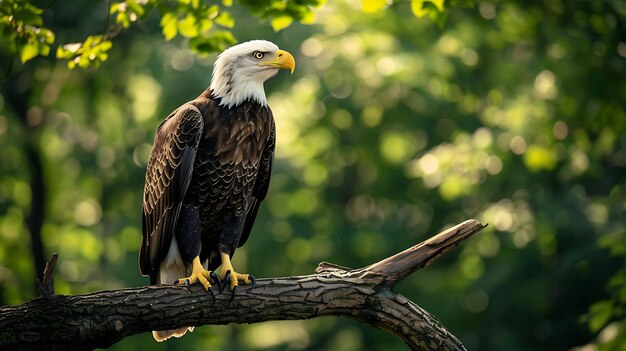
210, 40, 296, 108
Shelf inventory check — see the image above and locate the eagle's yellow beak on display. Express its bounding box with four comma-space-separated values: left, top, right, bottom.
258, 49, 295, 74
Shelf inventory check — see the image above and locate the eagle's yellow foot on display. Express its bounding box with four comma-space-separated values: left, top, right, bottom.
177, 257, 219, 297
218, 253, 255, 300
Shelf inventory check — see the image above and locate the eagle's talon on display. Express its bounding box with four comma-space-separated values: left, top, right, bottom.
175, 258, 215, 292
230, 285, 237, 302
218, 253, 253, 292
221, 271, 231, 293
210, 271, 222, 292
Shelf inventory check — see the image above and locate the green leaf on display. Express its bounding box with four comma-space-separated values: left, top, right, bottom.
215, 11, 234, 29
55, 36, 112, 69
198, 18, 213, 33
300, 11, 316, 24
57, 42, 82, 58
160, 12, 178, 41
430, 0, 445, 12
222, 0, 233, 6
98, 40, 113, 52
270, 15, 293, 32
362, 0, 387, 13
177, 15, 199, 38
39, 42, 50, 57
18, 42, 39, 63
116, 12, 131, 27
411, 0, 429, 17
110, 3, 120, 15
411, 0, 445, 18
15, 4, 44, 26
126, 0, 145, 17
41, 29, 55, 45
189, 31, 236, 54
589, 300, 614, 332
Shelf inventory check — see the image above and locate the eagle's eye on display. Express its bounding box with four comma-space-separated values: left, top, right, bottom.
253, 51, 264, 60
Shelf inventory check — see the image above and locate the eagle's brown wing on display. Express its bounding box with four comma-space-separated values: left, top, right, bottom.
238, 118, 275, 248
139, 104, 204, 284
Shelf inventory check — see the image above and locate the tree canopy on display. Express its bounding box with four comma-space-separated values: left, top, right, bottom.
0, 0, 625, 350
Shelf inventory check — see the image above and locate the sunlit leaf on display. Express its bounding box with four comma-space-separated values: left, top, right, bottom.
109, 3, 120, 14
206, 4, 220, 18
56, 42, 81, 58
198, 18, 213, 33
177, 15, 199, 38
215, 11, 235, 29
300, 11, 316, 25
411, 0, 445, 18
39, 43, 50, 57
431, 0, 445, 12
270, 16, 293, 32
98, 40, 113, 52
362, 0, 387, 13
160, 12, 178, 41
411, 0, 429, 17
116, 12, 131, 27
18, 43, 39, 63
126, 0, 145, 17
42, 29, 55, 45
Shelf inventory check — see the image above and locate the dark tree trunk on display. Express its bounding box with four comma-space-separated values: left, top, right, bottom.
2, 65, 47, 280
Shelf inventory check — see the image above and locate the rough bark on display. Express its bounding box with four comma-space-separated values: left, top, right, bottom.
0, 219, 486, 351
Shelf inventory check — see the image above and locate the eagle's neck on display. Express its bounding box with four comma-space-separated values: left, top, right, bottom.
209, 62, 269, 109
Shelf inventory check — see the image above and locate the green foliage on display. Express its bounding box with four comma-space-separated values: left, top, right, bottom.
410, 0, 445, 18
362, 0, 449, 23
0, 0, 54, 63
189, 31, 237, 54
0, 0, 323, 66
56, 36, 112, 69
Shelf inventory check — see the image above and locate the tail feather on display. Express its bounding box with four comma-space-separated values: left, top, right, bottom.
152, 238, 196, 341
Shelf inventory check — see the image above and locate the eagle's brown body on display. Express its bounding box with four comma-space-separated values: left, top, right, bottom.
139, 88, 275, 284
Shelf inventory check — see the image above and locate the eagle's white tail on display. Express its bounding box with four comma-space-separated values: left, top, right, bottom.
152, 327, 195, 342
152, 238, 194, 341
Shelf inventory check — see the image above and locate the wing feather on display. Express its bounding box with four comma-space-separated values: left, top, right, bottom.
139, 105, 203, 284
238, 118, 275, 248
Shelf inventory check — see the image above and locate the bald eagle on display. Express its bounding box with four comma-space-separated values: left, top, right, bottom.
139, 40, 295, 341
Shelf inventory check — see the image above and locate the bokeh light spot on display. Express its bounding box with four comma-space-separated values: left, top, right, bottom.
287, 238, 311, 263
74, 199, 102, 226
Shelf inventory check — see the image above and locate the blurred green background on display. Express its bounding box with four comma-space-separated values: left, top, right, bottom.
1, 0, 625, 350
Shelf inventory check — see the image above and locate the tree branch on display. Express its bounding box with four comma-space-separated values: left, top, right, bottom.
0, 219, 486, 351
36, 253, 58, 298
